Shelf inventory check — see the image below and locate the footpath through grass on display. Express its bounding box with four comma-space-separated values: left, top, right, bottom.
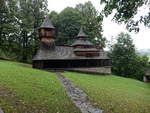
0, 61, 80, 113
64, 72, 150, 113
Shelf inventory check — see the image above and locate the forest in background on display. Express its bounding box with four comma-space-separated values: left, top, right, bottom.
1, 0, 149, 63
0, 0, 105, 63
0, 0, 150, 80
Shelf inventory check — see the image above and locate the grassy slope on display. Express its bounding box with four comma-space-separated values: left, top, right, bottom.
64, 72, 150, 113
0, 61, 80, 113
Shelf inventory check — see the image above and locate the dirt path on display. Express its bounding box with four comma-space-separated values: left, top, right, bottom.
56, 72, 103, 113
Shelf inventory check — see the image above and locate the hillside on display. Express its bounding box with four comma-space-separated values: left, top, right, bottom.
0, 61, 80, 113
64, 72, 150, 113
0, 60, 150, 113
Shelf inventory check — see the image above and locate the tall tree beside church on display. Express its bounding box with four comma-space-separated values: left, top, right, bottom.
0, 0, 19, 59
100, 0, 150, 32
30, 0, 48, 56
54, 7, 83, 45
0, 0, 48, 62
76, 1, 106, 48
49, 2, 106, 47
17, 0, 48, 62
109, 32, 149, 80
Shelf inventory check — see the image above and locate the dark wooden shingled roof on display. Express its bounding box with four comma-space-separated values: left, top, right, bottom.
72, 28, 93, 46
76, 28, 88, 38
71, 40, 94, 46
38, 16, 55, 29
33, 46, 109, 60
73, 48, 99, 52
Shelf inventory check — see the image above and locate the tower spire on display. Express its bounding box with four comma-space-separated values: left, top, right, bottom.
39, 16, 55, 29
76, 27, 88, 38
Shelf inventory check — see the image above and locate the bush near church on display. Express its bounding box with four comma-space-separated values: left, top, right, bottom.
109, 32, 149, 80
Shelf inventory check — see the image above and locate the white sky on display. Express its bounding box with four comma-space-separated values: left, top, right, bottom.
48, 0, 150, 50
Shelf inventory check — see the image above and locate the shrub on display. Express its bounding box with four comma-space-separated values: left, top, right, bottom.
109, 32, 149, 80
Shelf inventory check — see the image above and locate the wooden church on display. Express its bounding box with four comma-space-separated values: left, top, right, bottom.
32, 16, 111, 74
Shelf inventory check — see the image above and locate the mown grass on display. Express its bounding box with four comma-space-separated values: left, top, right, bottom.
64, 72, 150, 113
0, 61, 80, 113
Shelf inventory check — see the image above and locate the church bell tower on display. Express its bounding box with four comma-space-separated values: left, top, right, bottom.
38, 16, 56, 49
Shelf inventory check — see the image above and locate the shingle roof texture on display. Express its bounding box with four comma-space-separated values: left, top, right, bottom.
33, 46, 109, 60
73, 48, 99, 52
71, 40, 94, 46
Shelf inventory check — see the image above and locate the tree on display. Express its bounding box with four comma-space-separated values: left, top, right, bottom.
0, 0, 19, 60
76, 1, 106, 48
109, 32, 149, 80
51, 7, 83, 45
17, 0, 48, 62
0, 0, 48, 62
49, 2, 106, 47
100, 0, 150, 32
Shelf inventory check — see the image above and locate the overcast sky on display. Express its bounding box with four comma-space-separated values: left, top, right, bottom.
48, 0, 150, 50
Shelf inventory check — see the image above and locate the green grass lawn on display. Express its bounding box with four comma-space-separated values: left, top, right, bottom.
64, 72, 150, 113
0, 61, 80, 113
